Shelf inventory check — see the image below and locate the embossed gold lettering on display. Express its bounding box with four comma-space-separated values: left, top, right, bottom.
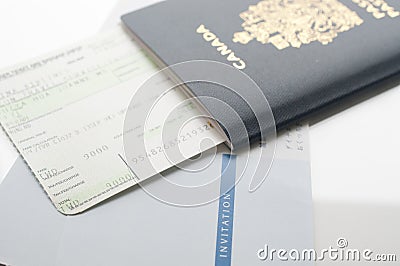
196, 24, 246, 69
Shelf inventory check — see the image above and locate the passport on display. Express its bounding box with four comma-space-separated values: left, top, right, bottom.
122, 0, 400, 147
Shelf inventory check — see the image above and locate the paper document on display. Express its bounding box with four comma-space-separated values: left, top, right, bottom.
0, 26, 225, 214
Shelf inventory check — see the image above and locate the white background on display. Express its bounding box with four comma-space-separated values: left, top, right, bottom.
1, 0, 400, 264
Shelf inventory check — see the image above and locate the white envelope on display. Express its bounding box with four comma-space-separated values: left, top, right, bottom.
0, 125, 313, 266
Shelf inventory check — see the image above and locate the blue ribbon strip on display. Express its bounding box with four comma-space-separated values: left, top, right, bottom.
215, 154, 237, 266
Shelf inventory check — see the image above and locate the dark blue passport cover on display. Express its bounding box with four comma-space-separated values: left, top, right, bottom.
122, 0, 400, 146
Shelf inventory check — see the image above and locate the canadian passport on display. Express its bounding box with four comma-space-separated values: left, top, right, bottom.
122, 0, 400, 147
